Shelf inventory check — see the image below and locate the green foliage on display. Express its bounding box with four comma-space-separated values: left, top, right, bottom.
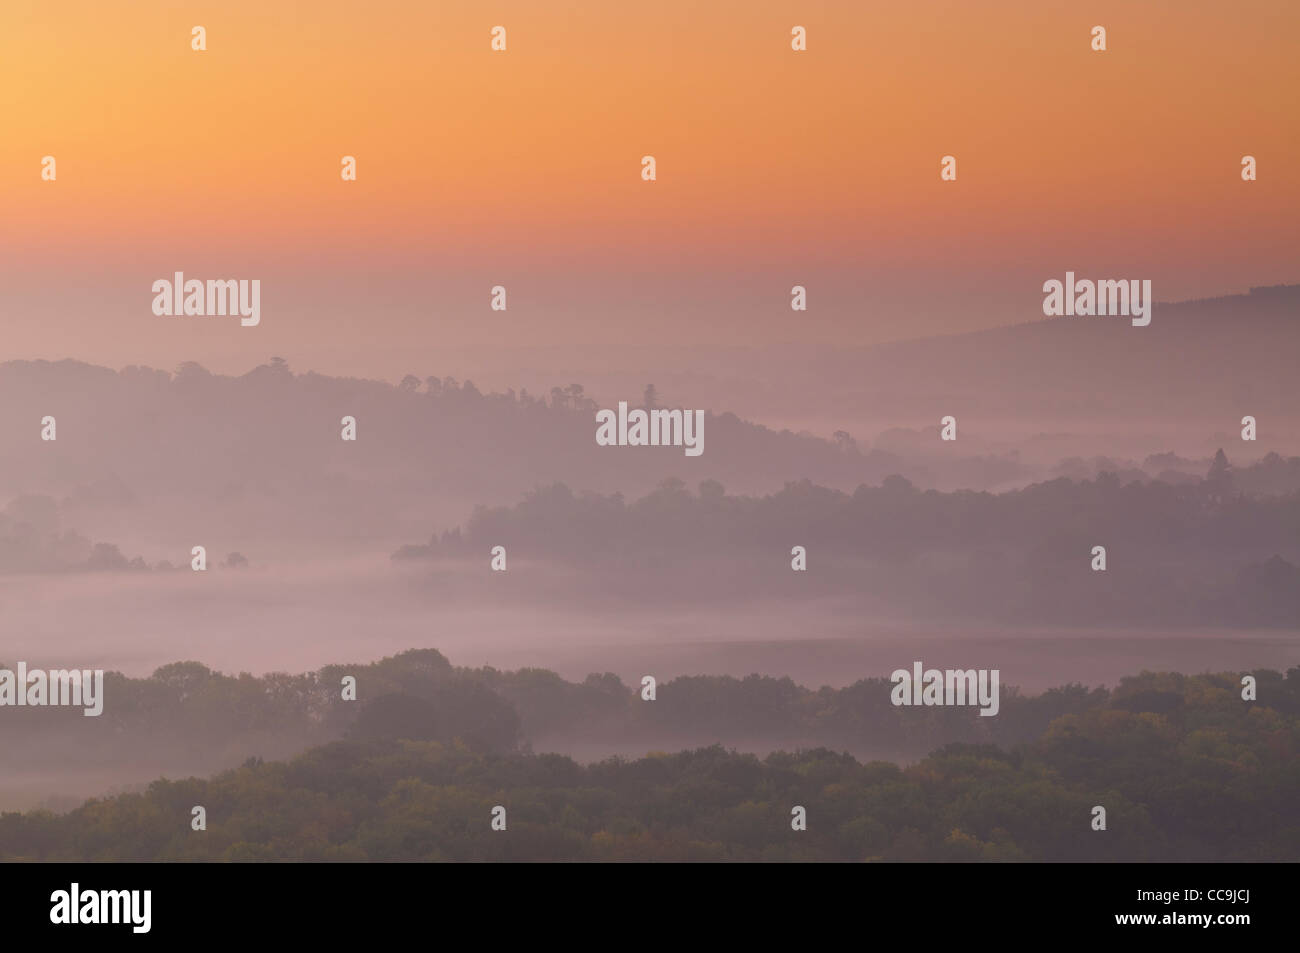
2, 667, 1297, 862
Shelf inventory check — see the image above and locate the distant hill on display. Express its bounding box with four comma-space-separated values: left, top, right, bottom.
0, 357, 1028, 548
392, 469, 1300, 629
0, 285, 1294, 550
795, 284, 1300, 435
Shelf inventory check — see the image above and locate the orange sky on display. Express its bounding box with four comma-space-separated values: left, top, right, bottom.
0, 0, 1296, 375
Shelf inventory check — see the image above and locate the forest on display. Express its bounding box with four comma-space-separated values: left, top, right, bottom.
392, 456, 1300, 627
1, 652, 1296, 861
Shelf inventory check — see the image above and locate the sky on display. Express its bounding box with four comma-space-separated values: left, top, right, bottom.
0, 0, 1296, 382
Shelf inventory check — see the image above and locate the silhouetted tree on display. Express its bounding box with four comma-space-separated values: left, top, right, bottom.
1206, 448, 1234, 502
